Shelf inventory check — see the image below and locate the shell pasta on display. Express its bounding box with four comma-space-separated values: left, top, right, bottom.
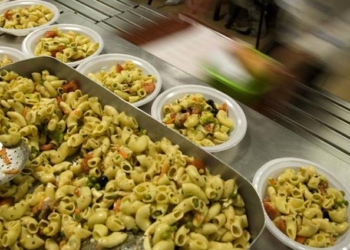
162, 94, 234, 147
0, 5, 54, 29
263, 166, 349, 248
87, 61, 157, 103
0, 69, 250, 249
34, 28, 99, 63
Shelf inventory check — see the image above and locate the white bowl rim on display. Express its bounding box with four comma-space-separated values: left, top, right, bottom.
151, 84, 247, 152
0, 0, 60, 35
75, 53, 162, 107
252, 157, 350, 250
21, 23, 104, 67
0, 46, 28, 61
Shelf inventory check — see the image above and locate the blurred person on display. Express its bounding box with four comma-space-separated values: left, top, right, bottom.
226, 0, 267, 37
190, 0, 350, 82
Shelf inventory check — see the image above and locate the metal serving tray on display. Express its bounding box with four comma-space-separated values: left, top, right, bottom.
1, 57, 265, 249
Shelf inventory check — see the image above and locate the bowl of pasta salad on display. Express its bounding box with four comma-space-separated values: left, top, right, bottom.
253, 158, 350, 250
0, 0, 59, 36
151, 85, 247, 153
22, 24, 104, 67
0, 46, 28, 67
76, 53, 162, 107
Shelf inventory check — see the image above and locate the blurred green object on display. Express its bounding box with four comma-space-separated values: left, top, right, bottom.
202, 63, 272, 104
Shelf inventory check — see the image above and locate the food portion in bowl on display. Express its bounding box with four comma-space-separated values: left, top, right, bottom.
263, 165, 349, 248
0, 4, 54, 30
162, 93, 234, 147
33, 27, 100, 63
0, 54, 13, 67
87, 60, 157, 103
0, 69, 252, 249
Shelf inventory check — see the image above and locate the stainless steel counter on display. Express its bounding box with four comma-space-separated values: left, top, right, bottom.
1, 1, 350, 249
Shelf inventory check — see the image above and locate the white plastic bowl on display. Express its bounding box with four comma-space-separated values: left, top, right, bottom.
151, 85, 247, 153
0, 0, 60, 36
76, 54, 162, 107
252, 158, 350, 250
0, 46, 27, 66
22, 24, 104, 68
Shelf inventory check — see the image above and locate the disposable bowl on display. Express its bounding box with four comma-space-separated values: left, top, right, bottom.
151, 84, 247, 153
22, 24, 104, 67
0, 0, 60, 36
252, 157, 350, 250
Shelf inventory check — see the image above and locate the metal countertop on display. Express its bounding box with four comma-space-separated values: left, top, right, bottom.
1, 1, 350, 249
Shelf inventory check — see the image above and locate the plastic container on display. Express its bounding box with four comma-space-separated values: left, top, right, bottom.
0, 0, 60, 36
76, 53, 162, 107
151, 84, 247, 153
252, 157, 350, 250
0, 46, 28, 66
22, 24, 104, 67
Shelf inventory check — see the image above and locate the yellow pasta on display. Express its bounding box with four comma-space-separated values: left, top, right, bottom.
87, 60, 157, 103
0, 69, 250, 249
0, 55, 13, 67
0, 5, 54, 29
264, 166, 349, 247
33, 27, 99, 63
162, 94, 234, 147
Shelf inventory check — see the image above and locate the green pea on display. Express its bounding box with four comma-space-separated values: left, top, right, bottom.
86, 181, 94, 188
73, 214, 81, 222
336, 199, 343, 206
185, 221, 193, 229
132, 227, 139, 234
143, 194, 152, 200
193, 198, 199, 208
343, 200, 349, 206
94, 183, 101, 190
89, 176, 97, 183
340, 190, 346, 196
153, 210, 162, 217
161, 231, 170, 240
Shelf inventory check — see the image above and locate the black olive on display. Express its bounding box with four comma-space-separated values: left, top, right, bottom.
206, 99, 215, 107
211, 108, 218, 116
96, 175, 109, 188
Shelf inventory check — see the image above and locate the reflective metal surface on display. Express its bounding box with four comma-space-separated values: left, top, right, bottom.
1, 1, 350, 249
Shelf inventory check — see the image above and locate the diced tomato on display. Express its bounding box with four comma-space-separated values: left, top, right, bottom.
192, 159, 205, 174
218, 103, 228, 112
163, 113, 176, 124
318, 180, 329, 195
39, 143, 54, 151
45, 30, 58, 38
62, 80, 79, 93
204, 123, 215, 134
0, 148, 10, 165
0, 198, 13, 207
142, 82, 156, 94
295, 236, 307, 244
160, 162, 169, 178
50, 50, 59, 57
263, 201, 280, 220
58, 45, 66, 51
3, 169, 19, 174
56, 96, 62, 105
4, 10, 12, 20
116, 63, 123, 73
81, 153, 93, 174
263, 197, 271, 203
113, 198, 122, 213
274, 217, 287, 234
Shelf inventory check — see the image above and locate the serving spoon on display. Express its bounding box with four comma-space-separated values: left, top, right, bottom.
0, 140, 29, 185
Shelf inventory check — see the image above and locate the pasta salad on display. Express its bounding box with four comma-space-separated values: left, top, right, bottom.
0, 55, 13, 67
0, 69, 250, 249
88, 61, 157, 103
263, 166, 349, 248
34, 28, 99, 63
162, 94, 234, 147
0, 5, 54, 29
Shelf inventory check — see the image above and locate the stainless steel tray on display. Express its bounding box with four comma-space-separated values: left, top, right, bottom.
2, 57, 265, 249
